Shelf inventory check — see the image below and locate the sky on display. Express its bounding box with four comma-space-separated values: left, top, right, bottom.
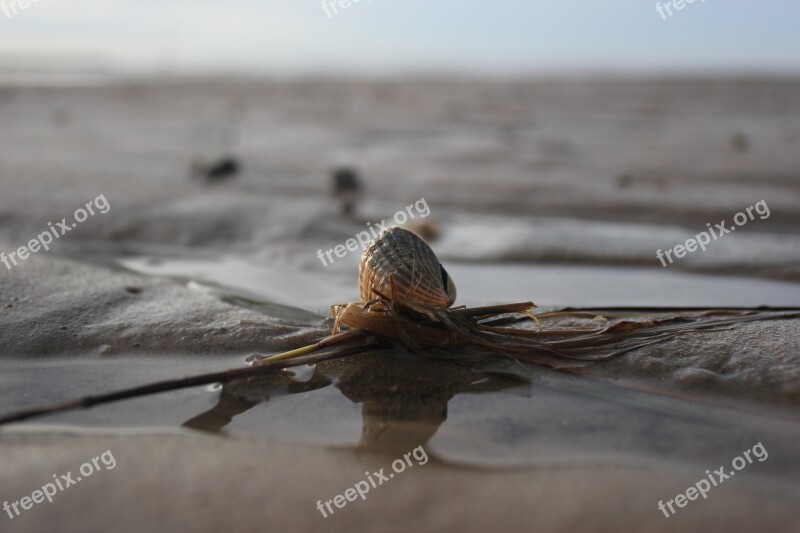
0, 0, 798, 75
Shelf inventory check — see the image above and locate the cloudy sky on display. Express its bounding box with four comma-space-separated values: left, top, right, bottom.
0, 0, 798, 75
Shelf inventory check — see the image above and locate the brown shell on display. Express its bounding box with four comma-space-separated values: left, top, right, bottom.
359, 227, 456, 308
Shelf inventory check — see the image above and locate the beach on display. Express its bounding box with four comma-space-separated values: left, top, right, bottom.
1, 75, 799, 532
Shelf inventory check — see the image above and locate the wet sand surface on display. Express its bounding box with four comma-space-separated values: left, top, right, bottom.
1, 77, 799, 532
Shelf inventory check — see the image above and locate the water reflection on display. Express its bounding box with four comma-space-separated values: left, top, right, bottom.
183, 350, 522, 452
179, 348, 800, 490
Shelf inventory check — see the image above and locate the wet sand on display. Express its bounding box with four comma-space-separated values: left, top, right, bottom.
1, 77, 799, 277
2, 430, 798, 533
1, 76, 800, 532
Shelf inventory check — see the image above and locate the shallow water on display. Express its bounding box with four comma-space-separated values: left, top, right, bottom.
0, 254, 796, 492
2, 350, 798, 495
119, 255, 800, 311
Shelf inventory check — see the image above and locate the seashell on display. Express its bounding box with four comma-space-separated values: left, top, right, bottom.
359, 227, 456, 308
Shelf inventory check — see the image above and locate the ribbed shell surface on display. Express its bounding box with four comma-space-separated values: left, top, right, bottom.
359, 227, 451, 308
